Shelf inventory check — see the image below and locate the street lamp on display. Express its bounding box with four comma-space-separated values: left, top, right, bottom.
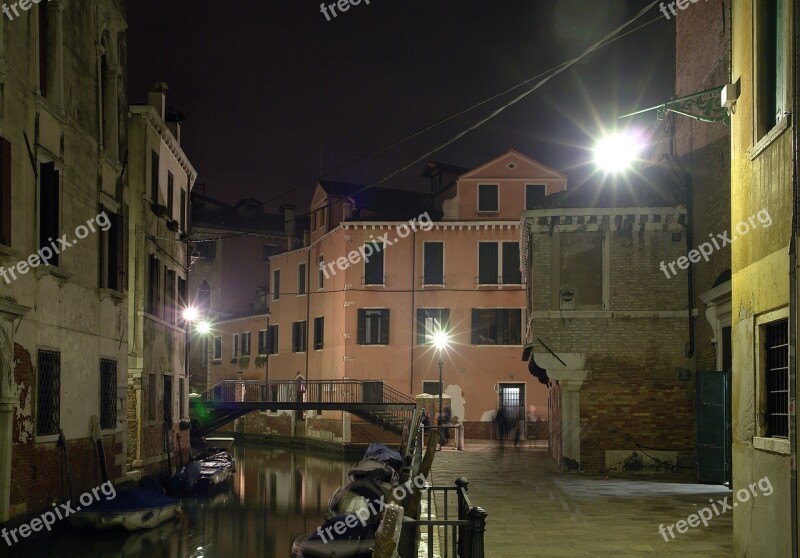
432, 330, 450, 425
593, 131, 644, 173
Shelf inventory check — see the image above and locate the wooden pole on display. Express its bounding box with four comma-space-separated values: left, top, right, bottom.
372, 502, 404, 558
404, 428, 439, 519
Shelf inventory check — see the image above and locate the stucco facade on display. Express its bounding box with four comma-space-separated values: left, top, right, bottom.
0, 0, 128, 520
264, 150, 564, 440
729, 1, 795, 555
126, 86, 196, 478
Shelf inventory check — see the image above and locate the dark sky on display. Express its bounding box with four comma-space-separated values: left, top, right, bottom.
127, 0, 675, 213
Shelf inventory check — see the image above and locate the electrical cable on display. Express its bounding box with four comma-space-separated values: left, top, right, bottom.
200, 5, 667, 238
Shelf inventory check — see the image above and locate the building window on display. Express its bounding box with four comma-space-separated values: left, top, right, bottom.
178, 277, 187, 310
765, 319, 789, 437
198, 279, 211, 311
478, 242, 498, 284
39, 162, 60, 267
179, 377, 186, 419
99, 208, 123, 291
423, 242, 444, 285
525, 184, 546, 210
166, 171, 174, 219
0, 136, 11, 246
148, 255, 161, 317
163, 375, 173, 428
471, 309, 522, 345
37, 349, 60, 436
258, 330, 268, 355
416, 309, 450, 345
148, 374, 157, 421
422, 380, 441, 396
502, 242, 522, 284
180, 189, 186, 232
757, 0, 787, 138
314, 316, 324, 350
318, 255, 325, 289
232, 334, 240, 359
478, 242, 521, 285
364, 243, 384, 285
213, 336, 222, 360
267, 325, 278, 355
478, 184, 499, 212
358, 309, 390, 345
272, 270, 280, 300
298, 262, 307, 295
151, 151, 159, 204
292, 321, 307, 353
164, 269, 176, 324
195, 241, 216, 260
241, 332, 251, 357
100, 359, 117, 430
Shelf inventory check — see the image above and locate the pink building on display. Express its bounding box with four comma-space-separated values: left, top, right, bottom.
266, 150, 566, 441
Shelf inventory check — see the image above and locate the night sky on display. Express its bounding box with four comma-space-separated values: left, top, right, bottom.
127, 0, 675, 212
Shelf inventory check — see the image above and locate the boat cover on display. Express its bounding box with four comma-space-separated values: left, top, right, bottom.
363, 443, 403, 471
80, 488, 179, 513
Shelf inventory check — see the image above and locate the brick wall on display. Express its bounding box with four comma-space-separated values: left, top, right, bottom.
9, 344, 122, 518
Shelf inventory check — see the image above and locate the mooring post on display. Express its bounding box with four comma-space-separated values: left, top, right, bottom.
456, 477, 469, 557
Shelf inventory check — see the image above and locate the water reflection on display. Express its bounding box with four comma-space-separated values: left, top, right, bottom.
1, 444, 350, 558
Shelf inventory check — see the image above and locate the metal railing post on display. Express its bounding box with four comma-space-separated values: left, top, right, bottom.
456, 477, 469, 557
465, 506, 487, 558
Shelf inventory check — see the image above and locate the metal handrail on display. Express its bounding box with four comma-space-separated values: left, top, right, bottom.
416, 477, 486, 558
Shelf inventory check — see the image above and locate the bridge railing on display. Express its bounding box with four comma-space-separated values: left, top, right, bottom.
196, 379, 415, 406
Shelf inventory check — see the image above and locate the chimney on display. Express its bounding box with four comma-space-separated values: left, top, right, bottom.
280, 204, 296, 236
342, 202, 352, 221
148, 82, 168, 119
166, 107, 186, 145
303, 230, 310, 246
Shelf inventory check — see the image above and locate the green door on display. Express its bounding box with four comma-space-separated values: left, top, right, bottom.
695, 369, 731, 484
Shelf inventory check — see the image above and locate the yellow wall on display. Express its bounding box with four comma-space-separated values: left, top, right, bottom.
730, 1, 794, 554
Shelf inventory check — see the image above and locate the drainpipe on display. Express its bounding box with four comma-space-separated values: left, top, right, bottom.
668, 115, 696, 359
410, 229, 417, 393
789, 0, 799, 554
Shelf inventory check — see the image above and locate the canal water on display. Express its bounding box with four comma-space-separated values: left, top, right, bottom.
1, 444, 351, 558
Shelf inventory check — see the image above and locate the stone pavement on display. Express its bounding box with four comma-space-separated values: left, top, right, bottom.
428, 441, 733, 557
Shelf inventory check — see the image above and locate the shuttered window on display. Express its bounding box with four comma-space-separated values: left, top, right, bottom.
423, 242, 444, 285
478, 242, 498, 284
416, 309, 450, 345
357, 309, 390, 345
151, 151, 160, 203
267, 325, 279, 355
364, 243, 384, 285
314, 316, 324, 350
478, 184, 498, 212
502, 242, 522, 284
292, 321, 307, 353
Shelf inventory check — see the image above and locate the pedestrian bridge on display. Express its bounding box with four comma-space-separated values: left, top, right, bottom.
189, 379, 417, 437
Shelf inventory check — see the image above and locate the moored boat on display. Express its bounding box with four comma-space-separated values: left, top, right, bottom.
68, 488, 182, 531
169, 449, 236, 494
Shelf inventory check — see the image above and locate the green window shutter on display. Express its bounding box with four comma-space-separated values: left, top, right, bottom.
471, 309, 480, 344
416, 309, 425, 345
381, 309, 390, 345
357, 309, 366, 345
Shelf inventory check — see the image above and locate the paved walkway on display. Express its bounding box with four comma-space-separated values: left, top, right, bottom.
428, 441, 733, 557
